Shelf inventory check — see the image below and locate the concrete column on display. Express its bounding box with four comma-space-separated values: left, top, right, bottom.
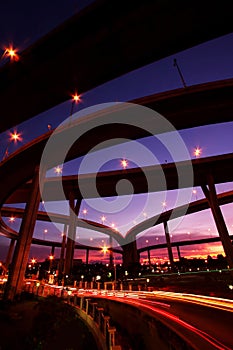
5, 166, 46, 300
51, 245, 55, 256
58, 224, 67, 275
122, 240, 139, 269
177, 246, 181, 261
147, 249, 151, 265
202, 173, 233, 268
109, 236, 113, 266
163, 221, 175, 271
5, 239, 15, 269
85, 248, 89, 265
64, 194, 81, 276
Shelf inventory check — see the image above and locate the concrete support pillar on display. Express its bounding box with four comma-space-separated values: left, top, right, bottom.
5, 239, 16, 269
177, 246, 181, 261
202, 174, 233, 268
109, 236, 113, 266
51, 245, 55, 256
64, 194, 81, 276
147, 249, 151, 265
122, 240, 139, 269
163, 221, 175, 271
58, 225, 67, 275
85, 248, 89, 265
5, 166, 46, 300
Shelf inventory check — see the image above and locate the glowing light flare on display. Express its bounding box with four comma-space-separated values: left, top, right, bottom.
121, 159, 128, 169
194, 147, 202, 158
31, 258, 36, 264
101, 215, 106, 224
3, 46, 19, 61
72, 93, 81, 103
54, 165, 62, 175
9, 216, 15, 223
49, 255, 54, 260
10, 130, 22, 143
82, 209, 88, 216
101, 246, 109, 254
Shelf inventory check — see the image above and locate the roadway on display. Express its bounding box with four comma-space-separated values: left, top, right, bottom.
34, 283, 233, 349
78, 289, 233, 349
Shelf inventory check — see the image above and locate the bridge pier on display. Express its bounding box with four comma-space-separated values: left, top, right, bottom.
4, 166, 45, 300
202, 173, 233, 268
85, 248, 89, 265
5, 238, 16, 269
64, 194, 81, 276
58, 224, 67, 275
122, 240, 139, 270
163, 221, 175, 271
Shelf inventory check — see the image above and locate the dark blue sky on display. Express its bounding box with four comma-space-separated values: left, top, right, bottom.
0, 1, 232, 262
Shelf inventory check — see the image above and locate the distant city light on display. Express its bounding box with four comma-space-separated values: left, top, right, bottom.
31, 258, 36, 264
49, 255, 54, 260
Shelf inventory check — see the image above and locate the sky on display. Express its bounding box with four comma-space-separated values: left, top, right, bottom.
0, 0, 232, 264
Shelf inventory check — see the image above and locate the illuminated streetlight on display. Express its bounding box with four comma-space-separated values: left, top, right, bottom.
2, 46, 19, 61
3, 130, 22, 160
121, 159, 128, 169
69, 92, 81, 123
194, 147, 202, 158
54, 165, 62, 175
101, 215, 106, 224
162, 201, 167, 212
9, 216, 15, 223
31, 258, 36, 265
101, 246, 109, 254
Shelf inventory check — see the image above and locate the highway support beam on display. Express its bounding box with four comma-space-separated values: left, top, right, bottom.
201, 173, 233, 269
58, 224, 67, 275
64, 193, 81, 276
4, 166, 45, 300
5, 239, 16, 269
163, 221, 175, 271
122, 240, 139, 270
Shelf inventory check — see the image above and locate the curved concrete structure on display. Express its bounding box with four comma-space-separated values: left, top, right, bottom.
0, 0, 233, 132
